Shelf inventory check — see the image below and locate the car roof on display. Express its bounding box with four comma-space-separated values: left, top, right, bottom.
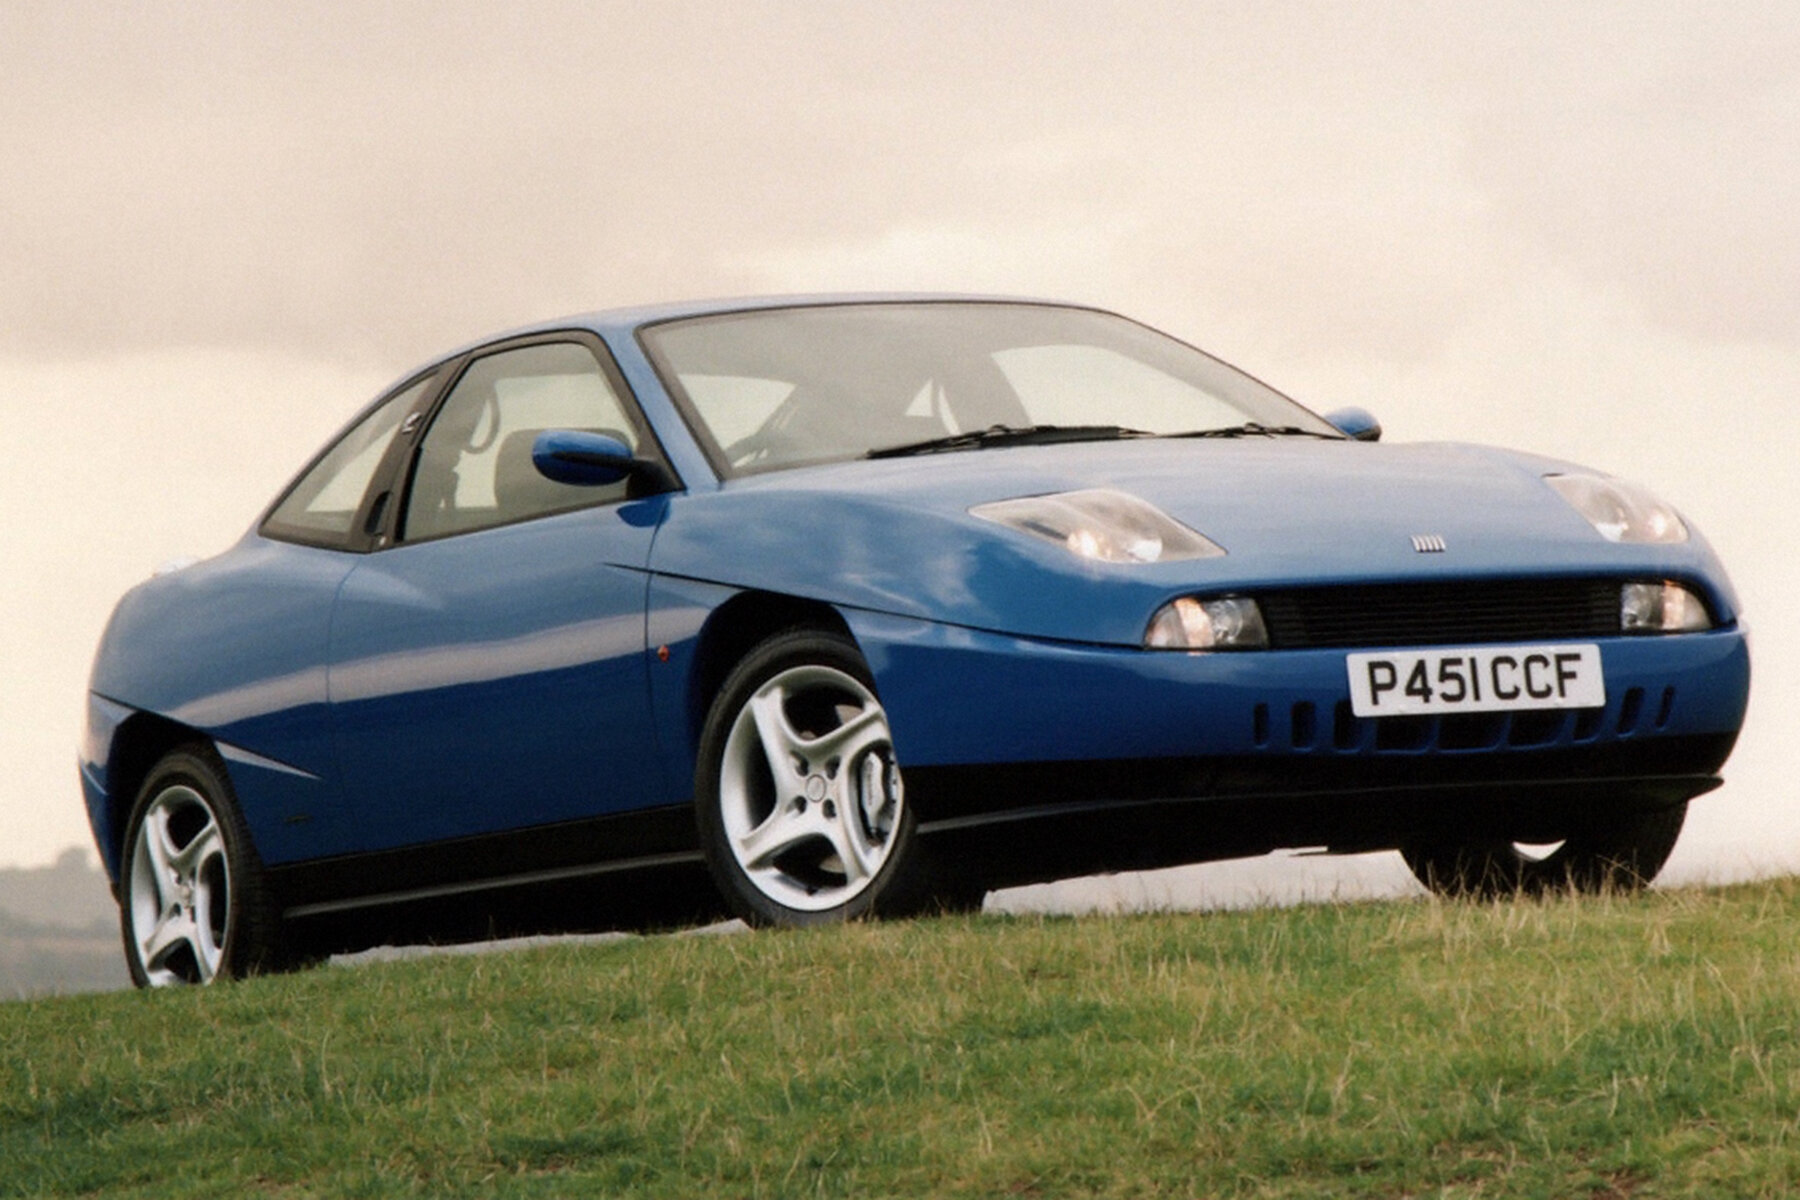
376, 293, 1111, 411
446, 292, 1085, 352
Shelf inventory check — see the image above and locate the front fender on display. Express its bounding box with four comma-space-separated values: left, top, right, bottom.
650, 486, 1185, 646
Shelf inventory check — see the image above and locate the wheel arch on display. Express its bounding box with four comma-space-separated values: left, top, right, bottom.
685, 591, 854, 749
102, 712, 215, 881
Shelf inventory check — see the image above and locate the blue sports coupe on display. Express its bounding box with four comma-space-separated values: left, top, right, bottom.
83, 297, 1750, 985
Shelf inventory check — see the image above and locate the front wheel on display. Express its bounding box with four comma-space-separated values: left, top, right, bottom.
1402, 801, 1688, 899
695, 629, 930, 926
119, 747, 282, 986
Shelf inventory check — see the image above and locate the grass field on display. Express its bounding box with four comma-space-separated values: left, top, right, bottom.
6, 878, 1800, 1197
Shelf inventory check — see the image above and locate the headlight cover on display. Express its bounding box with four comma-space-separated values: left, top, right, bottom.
1145, 596, 1269, 650
1621, 581, 1712, 633
1546, 474, 1688, 544
970, 488, 1224, 564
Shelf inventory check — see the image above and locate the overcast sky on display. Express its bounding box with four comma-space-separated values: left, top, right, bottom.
3, 2, 1797, 887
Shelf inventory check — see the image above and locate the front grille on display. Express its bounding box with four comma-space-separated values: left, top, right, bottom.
1258, 578, 1619, 649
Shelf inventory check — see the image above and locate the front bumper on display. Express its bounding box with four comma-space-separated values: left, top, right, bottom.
847, 610, 1749, 853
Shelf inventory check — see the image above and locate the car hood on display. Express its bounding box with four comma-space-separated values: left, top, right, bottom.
651, 438, 1740, 646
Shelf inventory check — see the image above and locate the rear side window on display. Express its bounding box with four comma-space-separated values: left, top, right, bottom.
263, 375, 434, 547
403, 342, 647, 542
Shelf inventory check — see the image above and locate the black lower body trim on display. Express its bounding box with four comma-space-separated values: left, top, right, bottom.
281, 849, 705, 920
267, 803, 701, 919
905, 734, 1735, 827
903, 734, 1735, 889
260, 733, 1737, 939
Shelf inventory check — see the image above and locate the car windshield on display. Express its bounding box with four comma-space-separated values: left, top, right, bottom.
639, 301, 1339, 476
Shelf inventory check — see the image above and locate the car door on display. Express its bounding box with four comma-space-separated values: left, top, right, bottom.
325, 335, 677, 859
226, 370, 440, 865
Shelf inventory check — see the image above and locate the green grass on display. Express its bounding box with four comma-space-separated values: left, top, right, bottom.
8, 879, 1800, 1197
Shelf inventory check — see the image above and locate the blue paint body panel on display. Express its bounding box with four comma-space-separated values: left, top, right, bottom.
642, 439, 1742, 648
81, 295, 1753, 909
323, 500, 670, 859
843, 609, 1749, 768
87, 539, 349, 868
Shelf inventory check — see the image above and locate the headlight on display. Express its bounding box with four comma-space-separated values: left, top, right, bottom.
1621, 581, 1712, 633
1546, 474, 1688, 544
970, 489, 1224, 564
1145, 596, 1269, 650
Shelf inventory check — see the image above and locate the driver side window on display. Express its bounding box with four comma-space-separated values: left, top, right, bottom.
403, 341, 644, 542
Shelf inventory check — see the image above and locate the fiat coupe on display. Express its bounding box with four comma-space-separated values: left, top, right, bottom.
81, 297, 1750, 985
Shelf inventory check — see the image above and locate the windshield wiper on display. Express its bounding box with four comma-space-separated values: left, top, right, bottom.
1163, 422, 1342, 440
866, 424, 1154, 459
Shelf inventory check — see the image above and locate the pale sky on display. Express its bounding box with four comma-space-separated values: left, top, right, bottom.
3, 1, 1797, 884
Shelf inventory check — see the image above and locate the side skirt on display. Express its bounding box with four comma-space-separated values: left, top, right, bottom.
267, 804, 702, 920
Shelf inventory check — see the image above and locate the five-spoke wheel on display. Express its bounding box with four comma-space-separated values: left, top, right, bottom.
120, 748, 279, 986
697, 629, 929, 925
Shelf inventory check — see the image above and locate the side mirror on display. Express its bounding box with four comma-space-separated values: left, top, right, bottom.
1323, 406, 1382, 442
532, 430, 633, 485
531, 430, 674, 492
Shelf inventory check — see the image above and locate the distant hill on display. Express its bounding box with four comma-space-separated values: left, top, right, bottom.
0, 848, 124, 998
0, 847, 115, 929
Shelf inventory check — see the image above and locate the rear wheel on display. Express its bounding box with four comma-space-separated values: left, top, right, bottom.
695, 629, 934, 926
1402, 801, 1687, 898
120, 747, 283, 986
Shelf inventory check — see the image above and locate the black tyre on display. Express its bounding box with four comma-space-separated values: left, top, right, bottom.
119, 746, 284, 986
926, 881, 989, 915
1402, 801, 1688, 899
695, 629, 932, 926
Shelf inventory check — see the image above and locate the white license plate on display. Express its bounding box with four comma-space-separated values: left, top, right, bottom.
1346, 644, 1604, 718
